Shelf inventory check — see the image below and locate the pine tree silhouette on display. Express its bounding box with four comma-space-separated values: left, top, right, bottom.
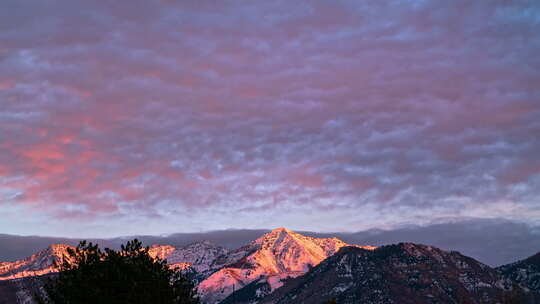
36, 239, 199, 304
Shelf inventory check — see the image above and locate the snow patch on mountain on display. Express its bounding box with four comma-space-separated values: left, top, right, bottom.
149, 240, 230, 274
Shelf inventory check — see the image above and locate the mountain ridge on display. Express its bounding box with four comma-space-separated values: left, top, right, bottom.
497, 252, 540, 293
0, 244, 74, 281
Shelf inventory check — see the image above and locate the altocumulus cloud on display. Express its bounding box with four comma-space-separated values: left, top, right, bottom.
0, 0, 539, 237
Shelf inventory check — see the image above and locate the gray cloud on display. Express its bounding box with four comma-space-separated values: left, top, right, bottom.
0, 0, 539, 235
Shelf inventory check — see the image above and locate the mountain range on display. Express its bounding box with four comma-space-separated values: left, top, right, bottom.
0, 228, 539, 304
2, 219, 539, 267
260, 244, 539, 304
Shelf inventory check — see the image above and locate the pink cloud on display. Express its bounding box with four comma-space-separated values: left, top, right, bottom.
0, 0, 539, 233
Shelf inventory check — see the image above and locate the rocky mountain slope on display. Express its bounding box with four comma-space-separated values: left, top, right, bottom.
148, 240, 230, 279
498, 252, 540, 293
198, 228, 374, 304
0, 275, 53, 304
0, 244, 74, 281
260, 244, 539, 304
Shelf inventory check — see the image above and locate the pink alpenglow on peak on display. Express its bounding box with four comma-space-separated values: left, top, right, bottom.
0, 244, 75, 280
197, 227, 375, 304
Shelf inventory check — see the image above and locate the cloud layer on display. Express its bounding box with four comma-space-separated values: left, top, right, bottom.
1, 219, 539, 267
0, 0, 539, 236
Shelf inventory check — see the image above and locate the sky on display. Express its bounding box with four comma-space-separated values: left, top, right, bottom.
0, 0, 539, 238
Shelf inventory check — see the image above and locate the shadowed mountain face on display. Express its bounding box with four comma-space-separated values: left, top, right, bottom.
260, 244, 539, 304
498, 252, 540, 293
0, 276, 51, 304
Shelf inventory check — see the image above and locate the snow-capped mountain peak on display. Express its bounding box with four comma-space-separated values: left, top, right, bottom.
198, 228, 374, 304
249, 227, 375, 273
251, 227, 342, 273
